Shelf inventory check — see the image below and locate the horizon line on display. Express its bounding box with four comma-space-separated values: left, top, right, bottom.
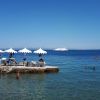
0, 47, 100, 50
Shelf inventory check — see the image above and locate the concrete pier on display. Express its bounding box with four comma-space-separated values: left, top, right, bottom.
0, 66, 59, 74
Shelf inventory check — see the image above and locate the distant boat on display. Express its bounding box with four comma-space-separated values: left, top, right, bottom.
54, 48, 68, 51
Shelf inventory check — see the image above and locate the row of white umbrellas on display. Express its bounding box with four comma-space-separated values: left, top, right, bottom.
0, 48, 47, 54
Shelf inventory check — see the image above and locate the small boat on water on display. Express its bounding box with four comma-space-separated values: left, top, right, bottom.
54, 48, 68, 51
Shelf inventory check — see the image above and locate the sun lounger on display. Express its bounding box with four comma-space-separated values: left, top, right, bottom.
8, 58, 17, 66
31, 61, 37, 67
1, 58, 8, 66
1, 58, 17, 66
18, 61, 30, 66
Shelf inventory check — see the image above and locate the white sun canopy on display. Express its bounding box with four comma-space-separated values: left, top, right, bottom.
18, 48, 32, 53
34, 48, 47, 54
5, 48, 17, 53
0, 50, 4, 53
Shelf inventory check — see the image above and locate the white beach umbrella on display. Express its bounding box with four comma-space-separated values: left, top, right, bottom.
18, 48, 32, 62
18, 48, 32, 53
5, 48, 17, 53
0, 50, 4, 53
34, 48, 47, 65
4, 48, 17, 59
34, 48, 47, 54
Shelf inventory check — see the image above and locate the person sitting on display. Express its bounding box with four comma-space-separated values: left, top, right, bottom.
23, 58, 26, 61
39, 58, 44, 62
9, 53, 13, 58
38, 58, 45, 67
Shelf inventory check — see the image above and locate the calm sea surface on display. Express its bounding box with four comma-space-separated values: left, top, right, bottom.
0, 50, 100, 100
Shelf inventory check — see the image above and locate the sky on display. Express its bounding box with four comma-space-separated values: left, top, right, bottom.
0, 0, 100, 49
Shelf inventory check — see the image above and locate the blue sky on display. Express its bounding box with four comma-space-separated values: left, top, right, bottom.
0, 0, 100, 49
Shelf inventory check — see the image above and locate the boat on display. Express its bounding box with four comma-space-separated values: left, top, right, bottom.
54, 48, 68, 51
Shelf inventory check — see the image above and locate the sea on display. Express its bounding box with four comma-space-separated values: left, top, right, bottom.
0, 50, 100, 100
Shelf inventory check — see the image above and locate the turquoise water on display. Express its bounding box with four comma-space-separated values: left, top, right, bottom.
0, 50, 100, 100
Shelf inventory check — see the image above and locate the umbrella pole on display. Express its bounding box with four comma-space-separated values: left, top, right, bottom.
23, 53, 26, 66
0, 53, 2, 59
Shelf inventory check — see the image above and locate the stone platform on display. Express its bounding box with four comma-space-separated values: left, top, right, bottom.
0, 66, 59, 73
